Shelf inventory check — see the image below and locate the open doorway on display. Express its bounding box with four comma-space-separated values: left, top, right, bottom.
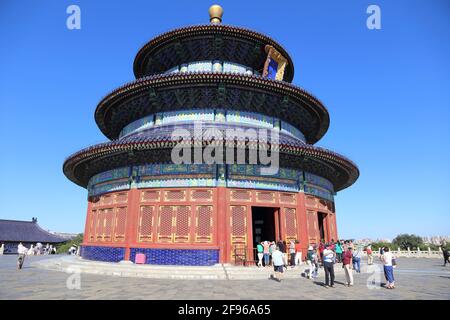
251, 207, 277, 246
317, 212, 327, 242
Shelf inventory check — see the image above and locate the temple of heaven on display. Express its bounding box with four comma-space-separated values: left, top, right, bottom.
63, 5, 359, 265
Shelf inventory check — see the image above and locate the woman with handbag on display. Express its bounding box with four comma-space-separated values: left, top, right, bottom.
381, 247, 395, 289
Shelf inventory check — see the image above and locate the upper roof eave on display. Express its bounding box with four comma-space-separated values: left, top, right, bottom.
132, 24, 295, 81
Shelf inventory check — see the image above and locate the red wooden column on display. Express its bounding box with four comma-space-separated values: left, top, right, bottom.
82, 198, 92, 246
216, 186, 227, 263
246, 203, 253, 257
279, 206, 286, 241
124, 188, 140, 261
296, 192, 309, 254
274, 208, 280, 241
332, 202, 339, 240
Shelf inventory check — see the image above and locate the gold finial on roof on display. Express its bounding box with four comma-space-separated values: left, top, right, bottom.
209, 4, 223, 24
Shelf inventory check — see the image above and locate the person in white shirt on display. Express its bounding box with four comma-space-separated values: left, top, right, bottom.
270, 246, 285, 282
322, 245, 336, 288
17, 242, 28, 269
381, 247, 395, 289
352, 247, 362, 273
27, 244, 34, 256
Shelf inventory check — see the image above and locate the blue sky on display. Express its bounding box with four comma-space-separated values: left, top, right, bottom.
0, 0, 449, 239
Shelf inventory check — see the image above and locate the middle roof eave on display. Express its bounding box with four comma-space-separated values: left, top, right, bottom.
94, 72, 330, 144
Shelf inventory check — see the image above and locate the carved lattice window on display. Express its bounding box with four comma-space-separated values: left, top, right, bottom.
191, 189, 212, 202
138, 206, 154, 242
165, 190, 186, 202
115, 192, 128, 204
114, 207, 127, 242
141, 190, 160, 202
195, 206, 213, 243
158, 206, 174, 242
284, 207, 297, 242
231, 190, 251, 201
174, 206, 191, 243
103, 208, 114, 242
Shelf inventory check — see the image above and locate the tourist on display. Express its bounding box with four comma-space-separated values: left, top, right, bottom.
270, 246, 285, 282
289, 240, 296, 268
17, 242, 28, 270
294, 240, 302, 266
366, 245, 373, 265
322, 245, 336, 288
269, 241, 276, 266
352, 246, 362, 273
277, 240, 287, 269
330, 239, 336, 251
36, 242, 43, 255
283, 240, 289, 269
335, 240, 343, 263
27, 244, 34, 256
305, 245, 315, 279
262, 241, 270, 267
342, 246, 354, 286
311, 245, 319, 279
341, 240, 346, 252
381, 247, 395, 289
256, 242, 264, 267
318, 241, 325, 266
442, 247, 449, 267
68, 245, 77, 255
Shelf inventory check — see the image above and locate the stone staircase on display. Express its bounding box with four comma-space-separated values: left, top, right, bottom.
33, 256, 344, 280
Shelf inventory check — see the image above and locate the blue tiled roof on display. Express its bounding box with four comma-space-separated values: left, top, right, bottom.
0, 219, 67, 243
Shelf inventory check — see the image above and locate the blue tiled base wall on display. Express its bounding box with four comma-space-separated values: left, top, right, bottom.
130, 248, 219, 266
80, 245, 125, 262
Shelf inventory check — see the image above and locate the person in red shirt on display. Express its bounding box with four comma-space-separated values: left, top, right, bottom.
342, 247, 354, 286
366, 245, 373, 265
318, 241, 325, 266
294, 240, 302, 266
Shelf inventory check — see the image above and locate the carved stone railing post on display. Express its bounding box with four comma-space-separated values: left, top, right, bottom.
428, 247, 431, 256
407, 247, 411, 257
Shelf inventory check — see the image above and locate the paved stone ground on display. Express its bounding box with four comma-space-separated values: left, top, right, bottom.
0, 255, 449, 300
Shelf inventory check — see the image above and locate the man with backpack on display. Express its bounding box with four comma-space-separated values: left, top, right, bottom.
270, 246, 285, 282
322, 245, 336, 288
352, 247, 362, 273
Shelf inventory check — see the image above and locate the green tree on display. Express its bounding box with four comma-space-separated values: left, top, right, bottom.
369, 241, 392, 251
56, 233, 83, 254
392, 234, 423, 250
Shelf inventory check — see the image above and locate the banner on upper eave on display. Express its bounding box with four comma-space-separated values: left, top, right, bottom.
262, 45, 288, 81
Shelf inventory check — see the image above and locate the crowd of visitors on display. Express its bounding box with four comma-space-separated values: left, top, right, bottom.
15, 242, 58, 270
259, 239, 397, 289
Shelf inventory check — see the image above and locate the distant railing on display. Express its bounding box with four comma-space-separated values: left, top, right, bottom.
365, 248, 444, 258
